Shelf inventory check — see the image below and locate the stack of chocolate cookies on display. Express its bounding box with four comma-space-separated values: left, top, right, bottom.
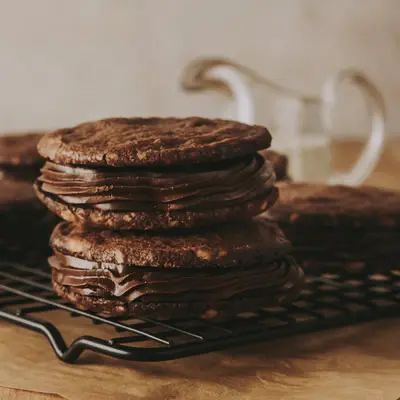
268, 181, 400, 274
0, 132, 57, 262
35, 117, 303, 320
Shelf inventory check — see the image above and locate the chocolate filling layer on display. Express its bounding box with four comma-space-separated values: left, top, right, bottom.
38, 154, 275, 212
50, 253, 302, 304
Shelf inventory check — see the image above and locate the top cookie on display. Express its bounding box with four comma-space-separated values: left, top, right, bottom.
37, 117, 271, 167
268, 181, 400, 228
0, 132, 44, 167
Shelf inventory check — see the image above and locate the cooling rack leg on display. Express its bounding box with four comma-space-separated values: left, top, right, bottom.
0, 310, 68, 360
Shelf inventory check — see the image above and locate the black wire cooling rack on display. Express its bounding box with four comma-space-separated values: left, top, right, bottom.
0, 260, 399, 363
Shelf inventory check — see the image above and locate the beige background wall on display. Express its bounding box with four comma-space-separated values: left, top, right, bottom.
0, 0, 398, 136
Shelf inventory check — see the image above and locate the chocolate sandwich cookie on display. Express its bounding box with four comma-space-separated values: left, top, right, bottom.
49, 218, 304, 319
268, 182, 400, 229
0, 132, 44, 181
261, 150, 289, 181
0, 177, 56, 263
267, 182, 400, 273
35, 117, 277, 230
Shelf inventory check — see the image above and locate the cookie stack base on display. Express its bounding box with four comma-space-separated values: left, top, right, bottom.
49, 220, 304, 320
52, 276, 301, 321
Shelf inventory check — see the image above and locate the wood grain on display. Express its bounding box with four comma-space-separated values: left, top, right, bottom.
0, 140, 399, 400
0, 388, 62, 400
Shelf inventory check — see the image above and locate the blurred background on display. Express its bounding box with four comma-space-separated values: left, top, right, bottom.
0, 0, 397, 137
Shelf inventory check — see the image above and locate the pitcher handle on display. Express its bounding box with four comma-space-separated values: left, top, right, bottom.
321, 69, 386, 186
204, 65, 255, 125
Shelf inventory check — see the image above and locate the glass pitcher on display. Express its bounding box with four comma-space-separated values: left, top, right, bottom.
181, 58, 385, 185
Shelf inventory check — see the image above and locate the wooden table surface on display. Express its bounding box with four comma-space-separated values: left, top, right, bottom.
0, 140, 399, 400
